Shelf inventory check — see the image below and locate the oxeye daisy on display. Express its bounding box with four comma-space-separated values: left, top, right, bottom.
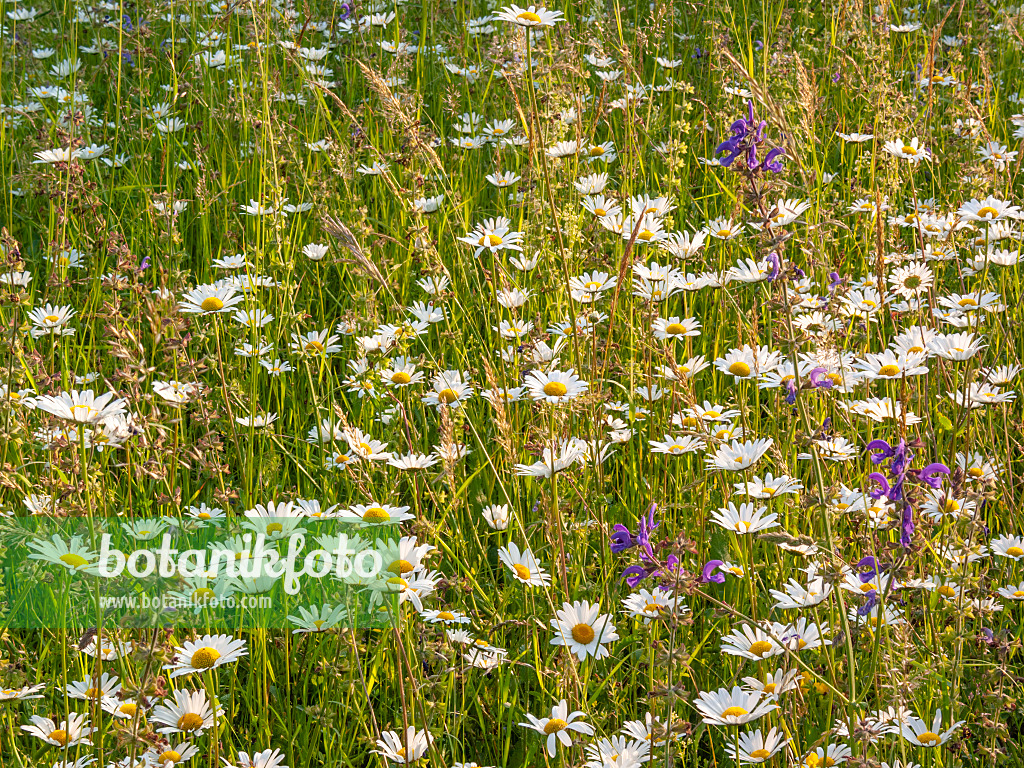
420, 608, 472, 625
649, 434, 706, 455
518, 700, 593, 757
498, 542, 550, 586
621, 587, 687, 623
725, 727, 790, 763
741, 669, 802, 699
21, 713, 94, 747
27, 534, 99, 573
34, 389, 127, 424
996, 580, 1024, 601
289, 329, 342, 356
652, 316, 701, 340
495, 4, 564, 27
233, 749, 289, 768
769, 577, 832, 609
146, 741, 199, 767
151, 689, 222, 735
693, 686, 777, 726
704, 438, 774, 472
898, 710, 964, 748
421, 370, 474, 408
711, 502, 778, 534
715, 345, 781, 381
734, 472, 803, 498
883, 136, 930, 162
339, 501, 414, 526
991, 534, 1024, 560
720, 624, 784, 660
549, 600, 618, 660
66, 672, 120, 701
0, 684, 45, 701
482, 504, 511, 529
704, 217, 745, 240
582, 194, 621, 218
524, 368, 588, 403
164, 634, 248, 677
178, 284, 242, 314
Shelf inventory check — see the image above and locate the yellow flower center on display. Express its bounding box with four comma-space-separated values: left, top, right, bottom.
976, 206, 998, 218
1006, 546, 1024, 557
437, 611, 455, 621
944, 500, 960, 514
967, 467, 984, 478
190, 646, 221, 669
585, 281, 602, 290
49, 729, 69, 746
750, 748, 771, 759
313, 619, 325, 629
516, 10, 542, 22
1013, 590, 1024, 598
637, 229, 654, 241
119, 703, 138, 716
544, 718, 568, 733
513, 564, 532, 580
665, 323, 686, 335
178, 712, 205, 731
388, 559, 414, 575
84, 687, 102, 699
762, 683, 776, 694
158, 750, 182, 764
571, 623, 596, 644
877, 365, 900, 376
437, 387, 459, 404
716, 429, 733, 440
721, 706, 748, 718
44, 314, 59, 323
593, 207, 607, 216
728, 361, 752, 377
266, 523, 283, 535
749, 640, 773, 657
59, 553, 88, 568
543, 381, 568, 397
391, 371, 412, 384
918, 732, 941, 746
958, 298, 978, 307
192, 587, 216, 604
200, 297, 224, 312
901, 145, 917, 155
363, 507, 390, 523
304, 340, 325, 353
589, 146, 605, 156
716, 229, 732, 237
763, 487, 777, 496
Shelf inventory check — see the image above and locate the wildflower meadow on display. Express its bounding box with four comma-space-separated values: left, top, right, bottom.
1, 0, 1023, 766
